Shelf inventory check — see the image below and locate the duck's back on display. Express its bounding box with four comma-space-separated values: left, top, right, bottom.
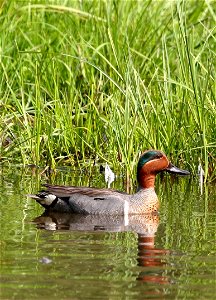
44, 184, 129, 215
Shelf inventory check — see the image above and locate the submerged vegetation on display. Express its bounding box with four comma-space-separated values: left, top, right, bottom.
0, 0, 215, 180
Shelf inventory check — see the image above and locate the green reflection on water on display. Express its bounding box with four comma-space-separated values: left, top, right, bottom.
0, 166, 216, 299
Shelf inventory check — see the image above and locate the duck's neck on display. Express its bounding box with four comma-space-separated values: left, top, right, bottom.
138, 173, 156, 189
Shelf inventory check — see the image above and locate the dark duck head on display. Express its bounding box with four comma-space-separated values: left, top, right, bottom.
137, 150, 190, 189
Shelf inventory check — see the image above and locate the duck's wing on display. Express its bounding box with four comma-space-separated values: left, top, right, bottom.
40, 184, 128, 215
43, 183, 126, 198
66, 193, 128, 215
27, 184, 128, 215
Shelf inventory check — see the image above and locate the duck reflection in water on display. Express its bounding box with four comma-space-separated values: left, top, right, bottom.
137, 235, 171, 285
33, 212, 171, 286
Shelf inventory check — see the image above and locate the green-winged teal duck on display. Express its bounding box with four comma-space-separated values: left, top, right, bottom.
27, 150, 189, 215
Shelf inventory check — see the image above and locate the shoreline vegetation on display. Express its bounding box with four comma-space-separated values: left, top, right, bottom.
0, 1, 215, 181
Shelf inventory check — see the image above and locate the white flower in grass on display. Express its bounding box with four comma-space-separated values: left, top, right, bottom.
105, 163, 115, 188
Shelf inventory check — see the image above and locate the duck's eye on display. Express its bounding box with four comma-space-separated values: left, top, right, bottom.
155, 154, 163, 159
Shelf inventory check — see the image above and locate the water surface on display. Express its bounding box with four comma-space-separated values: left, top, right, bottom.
0, 165, 215, 299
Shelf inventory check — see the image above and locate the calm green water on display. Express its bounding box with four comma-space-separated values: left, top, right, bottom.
0, 165, 215, 299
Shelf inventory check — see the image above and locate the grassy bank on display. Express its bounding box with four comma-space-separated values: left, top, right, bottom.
0, 0, 215, 180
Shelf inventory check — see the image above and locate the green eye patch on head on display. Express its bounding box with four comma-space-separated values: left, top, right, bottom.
137, 150, 163, 171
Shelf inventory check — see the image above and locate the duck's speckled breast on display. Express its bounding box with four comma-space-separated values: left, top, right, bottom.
129, 188, 159, 214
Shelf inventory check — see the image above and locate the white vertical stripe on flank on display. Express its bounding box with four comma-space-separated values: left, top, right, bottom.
124, 200, 129, 226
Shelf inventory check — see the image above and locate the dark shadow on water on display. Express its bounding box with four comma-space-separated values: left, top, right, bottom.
34, 212, 171, 289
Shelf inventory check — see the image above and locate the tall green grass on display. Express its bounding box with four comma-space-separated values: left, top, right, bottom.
0, 0, 215, 180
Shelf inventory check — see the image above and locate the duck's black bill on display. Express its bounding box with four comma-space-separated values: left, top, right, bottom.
165, 163, 190, 176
